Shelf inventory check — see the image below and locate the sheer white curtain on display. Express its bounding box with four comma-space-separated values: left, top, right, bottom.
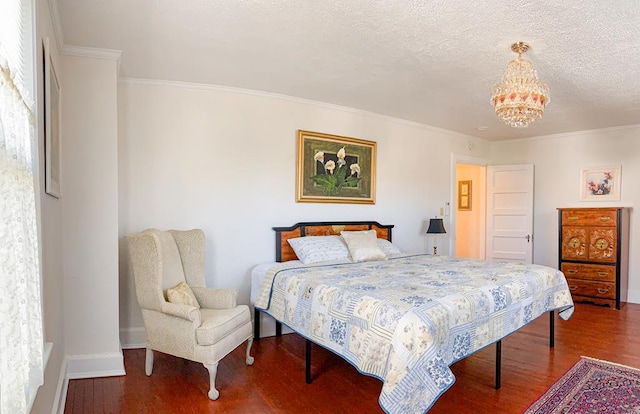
0, 0, 44, 412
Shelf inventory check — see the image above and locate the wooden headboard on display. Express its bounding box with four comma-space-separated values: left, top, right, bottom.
273, 221, 394, 262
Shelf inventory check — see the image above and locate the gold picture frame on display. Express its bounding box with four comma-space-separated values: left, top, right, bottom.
296, 130, 376, 204
458, 180, 472, 211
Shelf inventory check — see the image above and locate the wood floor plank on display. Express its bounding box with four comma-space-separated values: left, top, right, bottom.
64, 303, 640, 413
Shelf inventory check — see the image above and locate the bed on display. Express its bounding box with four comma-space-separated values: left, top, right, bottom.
252, 221, 574, 414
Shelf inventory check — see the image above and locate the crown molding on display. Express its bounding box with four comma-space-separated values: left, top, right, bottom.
61, 45, 122, 74
47, 0, 65, 51
119, 77, 481, 141
498, 122, 640, 144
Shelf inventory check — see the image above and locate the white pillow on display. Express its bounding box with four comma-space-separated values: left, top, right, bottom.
340, 230, 387, 262
287, 236, 351, 264
166, 281, 200, 308
377, 238, 402, 256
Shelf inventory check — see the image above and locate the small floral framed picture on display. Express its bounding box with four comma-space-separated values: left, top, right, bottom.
579, 166, 621, 201
296, 130, 376, 204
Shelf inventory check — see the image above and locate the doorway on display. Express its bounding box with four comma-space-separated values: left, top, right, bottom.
455, 163, 486, 259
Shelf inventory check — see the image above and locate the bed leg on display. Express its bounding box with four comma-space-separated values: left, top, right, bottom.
276, 321, 283, 336
254, 308, 261, 340
495, 340, 502, 390
305, 339, 312, 384
549, 310, 555, 348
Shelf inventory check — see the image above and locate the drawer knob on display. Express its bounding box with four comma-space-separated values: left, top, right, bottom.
597, 288, 609, 294
568, 216, 579, 221
599, 217, 611, 222
566, 269, 578, 275
597, 272, 608, 277
569, 286, 578, 291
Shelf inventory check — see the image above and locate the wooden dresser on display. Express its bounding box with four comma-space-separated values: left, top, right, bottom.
558, 207, 629, 309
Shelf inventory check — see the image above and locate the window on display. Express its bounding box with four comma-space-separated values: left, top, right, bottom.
0, 0, 44, 412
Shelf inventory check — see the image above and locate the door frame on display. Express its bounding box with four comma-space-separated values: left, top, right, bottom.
449, 153, 489, 257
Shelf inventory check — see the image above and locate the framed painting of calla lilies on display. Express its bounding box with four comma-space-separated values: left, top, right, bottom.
296, 130, 376, 204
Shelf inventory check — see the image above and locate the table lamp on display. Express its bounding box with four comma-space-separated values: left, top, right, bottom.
426, 218, 446, 255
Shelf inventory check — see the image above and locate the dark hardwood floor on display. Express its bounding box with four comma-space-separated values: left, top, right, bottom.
64, 303, 640, 413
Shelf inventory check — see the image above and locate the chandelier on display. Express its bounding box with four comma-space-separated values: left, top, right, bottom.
490, 42, 550, 128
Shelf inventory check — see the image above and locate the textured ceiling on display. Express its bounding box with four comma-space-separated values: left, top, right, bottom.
56, 0, 640, 140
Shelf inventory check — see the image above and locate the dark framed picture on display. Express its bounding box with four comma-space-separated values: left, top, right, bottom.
44, 37, 61, 198
296, 130, 376, 204
458, 180, 472, 211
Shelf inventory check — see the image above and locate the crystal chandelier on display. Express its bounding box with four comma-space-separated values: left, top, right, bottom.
490, 42, 550, 128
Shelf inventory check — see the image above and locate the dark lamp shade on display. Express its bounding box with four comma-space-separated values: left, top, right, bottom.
426, 218, 446, 234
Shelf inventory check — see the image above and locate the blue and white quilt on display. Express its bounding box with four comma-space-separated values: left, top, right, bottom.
254, 254, 574, 414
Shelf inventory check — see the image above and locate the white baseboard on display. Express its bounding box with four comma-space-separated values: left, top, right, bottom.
66, 351, 126, 379
53, 355, 69, 414
44, 351, 125, 413
120, 327, 146, 349
627, 289, 640, 304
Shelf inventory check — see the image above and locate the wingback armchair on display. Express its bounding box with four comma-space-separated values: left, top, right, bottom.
126, 228, 253, 400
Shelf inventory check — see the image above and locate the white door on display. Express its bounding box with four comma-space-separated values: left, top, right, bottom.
485, 164, 534, 263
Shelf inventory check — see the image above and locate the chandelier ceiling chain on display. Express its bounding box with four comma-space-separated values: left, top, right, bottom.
490, 42, 550, 128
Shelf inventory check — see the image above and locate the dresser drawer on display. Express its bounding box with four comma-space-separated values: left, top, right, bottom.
562, 209, 617, 227
561, 263, 615, 282
566, 278, 615, 299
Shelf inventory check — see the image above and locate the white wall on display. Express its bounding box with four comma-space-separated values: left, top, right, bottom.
31, 0, 66, 412
117, 80, 491, 342
491, 126, 640, 303
27, 37, 639, 413
61, 53, 124, 375
25, 4, 638, 409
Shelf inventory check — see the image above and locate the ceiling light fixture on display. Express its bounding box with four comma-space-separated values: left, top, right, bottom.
490, 42, 550, 128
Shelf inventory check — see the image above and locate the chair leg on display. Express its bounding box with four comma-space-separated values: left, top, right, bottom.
204, 362, 220, 400
145, 349, 154, 376
246, 338, 254, 365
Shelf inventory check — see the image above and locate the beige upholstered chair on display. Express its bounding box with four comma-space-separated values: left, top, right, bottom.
126, 229, 253, 400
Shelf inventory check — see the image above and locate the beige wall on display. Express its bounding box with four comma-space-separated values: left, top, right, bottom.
455, 164, 485, 259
